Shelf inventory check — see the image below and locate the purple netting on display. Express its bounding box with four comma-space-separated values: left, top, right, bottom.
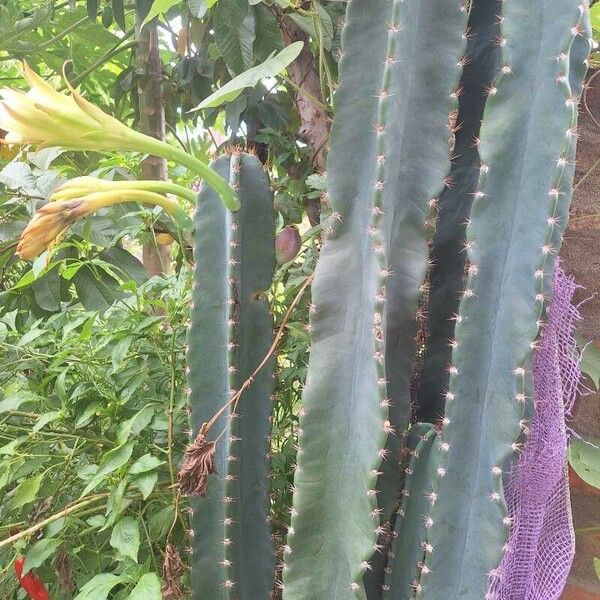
487, 262, 582, 600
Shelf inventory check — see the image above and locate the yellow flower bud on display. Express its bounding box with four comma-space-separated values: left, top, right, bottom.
0, 63, 238, 210
16, 200, 87, 260
17, 185, 193, 260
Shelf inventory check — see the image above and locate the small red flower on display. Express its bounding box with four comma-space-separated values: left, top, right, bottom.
14, 556, 50, 600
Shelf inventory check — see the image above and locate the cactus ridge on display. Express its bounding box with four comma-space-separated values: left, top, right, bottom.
381, 424, 441, 600
416, 0, 502, 424
546, 0, 593, 281
282, 4, 391, 597
187, 152, 275, 599
417, 0, 589, 597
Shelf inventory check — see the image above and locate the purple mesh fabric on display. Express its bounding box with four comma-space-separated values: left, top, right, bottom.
487, 262, 582, 600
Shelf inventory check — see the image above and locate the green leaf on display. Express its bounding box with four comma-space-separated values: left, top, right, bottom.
148, 505, 175, 541
75, 401, 101, 428
117, 406, 155, 444
74, 573, 126, 600
133, 471, 158, 500
578, 335, 600, 389
80, 442, 135, 497
569, 438, 600, 490
129, 454, 163, 474
192, 41, 303, 110
100, 247, 147, 286
23, 538, 61, 575
213, 0, 256, 75
111, 335, 133, 372
33, 411, 62, 433
253, 3, 283, 62
591, 3, 600, 34
0, 436, 27, 456
0, 391, 39, 414
111, 0, 125, 29
110, 517, 140, 562
127, 573, 162, 599
72, 265, 123, 312
594, 557, 600, 582
12, 474, 42, 508
17, 328, 46, 347
141, 0, 181, 28
87, 0, 99, 20
188, 0, 220, 18
32, 269, 63, 313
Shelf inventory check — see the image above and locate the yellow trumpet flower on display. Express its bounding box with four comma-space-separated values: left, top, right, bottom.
0, 63, 238, 210
17, 188, 193, 260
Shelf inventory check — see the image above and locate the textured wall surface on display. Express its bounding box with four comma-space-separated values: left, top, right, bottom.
561, 68, 600, 598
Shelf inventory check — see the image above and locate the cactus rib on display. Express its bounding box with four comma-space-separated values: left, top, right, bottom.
382, 424, 441, 600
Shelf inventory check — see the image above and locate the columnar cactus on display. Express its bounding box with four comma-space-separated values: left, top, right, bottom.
417, 0, 590, 597
281, 0, 468, 598
186, 151, 275, 599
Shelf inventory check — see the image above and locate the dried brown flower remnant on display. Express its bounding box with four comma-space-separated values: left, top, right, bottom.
53, 548, 76, 593
178, 425, 216, 497
162, 544, 188, 600
16, 200, 86, 260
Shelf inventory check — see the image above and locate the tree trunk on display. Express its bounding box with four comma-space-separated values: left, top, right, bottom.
277, 12, 331, 225
136, 0, 171, 276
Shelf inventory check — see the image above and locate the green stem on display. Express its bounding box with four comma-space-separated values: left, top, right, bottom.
133, 136, 240, 210
57, 180, 197, 203
83, 190, 194, 232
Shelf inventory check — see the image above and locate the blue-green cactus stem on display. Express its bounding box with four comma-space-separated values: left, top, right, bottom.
282, 0, 468, 598
381, 424, 440, 600
416, 0, 501, 424
418, 1, 590, 598
186, 151, 275, 599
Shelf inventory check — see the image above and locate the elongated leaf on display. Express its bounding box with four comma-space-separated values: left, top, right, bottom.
81, 442, 134, 497
191, 42, 303, 110
110, 517, 140, 562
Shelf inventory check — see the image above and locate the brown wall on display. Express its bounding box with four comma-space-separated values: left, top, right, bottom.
561, 69, 600, 599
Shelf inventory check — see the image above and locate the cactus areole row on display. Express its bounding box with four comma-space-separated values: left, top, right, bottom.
184, 0, 592, 599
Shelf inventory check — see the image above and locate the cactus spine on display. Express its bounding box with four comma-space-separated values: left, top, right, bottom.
186, 152, 275, 599
418, 0, 590, 597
